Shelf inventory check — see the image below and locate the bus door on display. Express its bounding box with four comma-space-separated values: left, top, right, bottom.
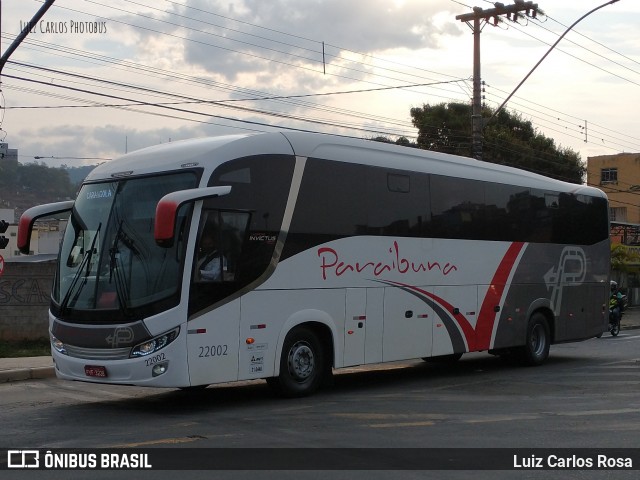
344, 288, 366, 367
382, 286, 433, 362
186, 300, 241, 386
343, 288, 384, 367
432, 285, 478, 356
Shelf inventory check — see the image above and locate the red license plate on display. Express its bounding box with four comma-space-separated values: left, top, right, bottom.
84, 365, 108, 378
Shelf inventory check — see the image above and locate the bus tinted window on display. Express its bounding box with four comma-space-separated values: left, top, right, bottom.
367, 168, 430, 237
484, 183, 531, 242
284, 160, 368, 259
283, 158, 608, 262
430, 175, 484, 240
189, 154, 295, 314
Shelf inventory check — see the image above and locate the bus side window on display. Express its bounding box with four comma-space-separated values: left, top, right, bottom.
195, 216, 226, 283
194, 210, 250, 283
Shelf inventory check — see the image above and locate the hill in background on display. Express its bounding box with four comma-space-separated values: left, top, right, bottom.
0, 159, 97, 220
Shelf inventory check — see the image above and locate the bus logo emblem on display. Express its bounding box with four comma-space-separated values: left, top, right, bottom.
544, 247, 586, 315
105, 327, 135, 347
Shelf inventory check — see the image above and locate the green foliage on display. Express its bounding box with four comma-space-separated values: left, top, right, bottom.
611, 244, 640, 273
370, 136, 418, 148
19, 162, 74, 197
409, 102, 585, 184
0, 156, 19, 191
0, 338, 51, 358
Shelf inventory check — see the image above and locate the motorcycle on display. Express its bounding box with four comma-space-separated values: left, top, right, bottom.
608, 309, 621, 336
607, 293, 626, 337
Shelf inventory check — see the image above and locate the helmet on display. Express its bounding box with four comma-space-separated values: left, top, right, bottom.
611, 280, 618, 291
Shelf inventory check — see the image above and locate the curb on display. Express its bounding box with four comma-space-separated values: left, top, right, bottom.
0, 366, 56, 384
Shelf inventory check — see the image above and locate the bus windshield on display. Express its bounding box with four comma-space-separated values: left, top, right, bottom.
53, 172, 197, 320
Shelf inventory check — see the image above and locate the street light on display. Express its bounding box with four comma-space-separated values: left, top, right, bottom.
488, 0, 621, 123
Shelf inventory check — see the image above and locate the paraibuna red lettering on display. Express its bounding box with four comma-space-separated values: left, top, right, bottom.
317, 241, 458, 281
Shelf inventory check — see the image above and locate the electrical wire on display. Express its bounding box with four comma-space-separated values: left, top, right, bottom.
10, 2, 640, 174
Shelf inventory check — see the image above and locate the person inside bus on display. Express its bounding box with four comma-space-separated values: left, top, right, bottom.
197, 227, 227, 282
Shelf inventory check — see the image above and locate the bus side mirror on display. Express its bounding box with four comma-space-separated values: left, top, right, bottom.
18, 200, 74, 254
155, 186, 232, 248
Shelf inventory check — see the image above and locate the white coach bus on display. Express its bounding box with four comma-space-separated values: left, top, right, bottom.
18, 131, 610, 396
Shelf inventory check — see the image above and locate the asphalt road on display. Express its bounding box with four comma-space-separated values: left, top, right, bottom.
1, 331, 639, 480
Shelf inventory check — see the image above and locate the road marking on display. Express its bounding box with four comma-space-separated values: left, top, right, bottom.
335, 404, 640, 429
463, 415, 541, 424
108, 436, 209, 447
367, 421, 436, 428
556, 407, 640, 417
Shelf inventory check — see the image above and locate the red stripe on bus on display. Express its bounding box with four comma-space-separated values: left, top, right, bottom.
475, 242, 526, 350
385, 280, 475, 351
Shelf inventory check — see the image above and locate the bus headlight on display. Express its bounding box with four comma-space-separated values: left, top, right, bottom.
51, 335, 67, 355
130, 327, 180, 358
152, 363, 169, 377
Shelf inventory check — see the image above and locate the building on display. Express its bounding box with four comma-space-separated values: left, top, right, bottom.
587, 152, 640, 225
587, 153, 640, 304
0, 208, 65, 259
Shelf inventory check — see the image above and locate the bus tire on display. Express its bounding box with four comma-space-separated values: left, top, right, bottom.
267, 326, 325, 398
519, 313, 550, 366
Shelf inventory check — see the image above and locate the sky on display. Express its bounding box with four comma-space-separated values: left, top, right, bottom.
0, 0, 638, 170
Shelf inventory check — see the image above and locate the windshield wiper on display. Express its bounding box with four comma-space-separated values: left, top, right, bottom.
108, 220, 135, 317
59, 223, 101, 315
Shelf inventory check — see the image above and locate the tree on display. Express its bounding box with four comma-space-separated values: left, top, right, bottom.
0, 156, 19, 191
410, 102, 585, 184
370, 136, 418, 148
611, 244, 640, 275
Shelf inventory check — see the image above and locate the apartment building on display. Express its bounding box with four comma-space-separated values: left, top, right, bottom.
587, 152, 640, 225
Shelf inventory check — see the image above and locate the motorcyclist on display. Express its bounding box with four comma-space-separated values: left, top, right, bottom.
610, 281, 624, 328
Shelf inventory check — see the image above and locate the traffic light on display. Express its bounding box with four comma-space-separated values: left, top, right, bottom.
0, 220, 9, 249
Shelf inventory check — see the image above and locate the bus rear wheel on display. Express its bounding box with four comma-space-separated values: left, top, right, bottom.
267, 326, 325, 398
519, 313, 550, 366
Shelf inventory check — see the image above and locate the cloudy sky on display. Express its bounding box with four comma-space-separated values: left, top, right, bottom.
1, 0, 638, 169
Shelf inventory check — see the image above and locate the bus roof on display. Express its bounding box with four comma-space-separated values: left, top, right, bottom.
86, 131, 605, 198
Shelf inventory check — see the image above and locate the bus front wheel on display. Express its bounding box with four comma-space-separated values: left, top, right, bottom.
267, 326, 325, 398
519, 313, 550, 366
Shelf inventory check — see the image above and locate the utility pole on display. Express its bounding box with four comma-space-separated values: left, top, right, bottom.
456, 1, 540, 161
0, 0, 56, 75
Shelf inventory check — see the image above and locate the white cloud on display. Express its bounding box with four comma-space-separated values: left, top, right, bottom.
0, 0, 637, 168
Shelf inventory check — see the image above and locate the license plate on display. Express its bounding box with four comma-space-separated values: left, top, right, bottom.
84, 365, 107, 378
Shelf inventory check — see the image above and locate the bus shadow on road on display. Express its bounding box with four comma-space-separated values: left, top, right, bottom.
65, 351, 589, 417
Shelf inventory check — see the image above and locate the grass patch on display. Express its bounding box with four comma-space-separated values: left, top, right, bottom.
0, 338, 51, 358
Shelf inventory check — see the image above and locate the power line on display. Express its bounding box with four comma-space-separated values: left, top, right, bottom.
1, 72, 421, 139
1, 36, 423, 134
9, 0, 638, 165
539, 12, 640, 69
504, 19, 640, 88
51, 0, 468, 95
4, 60, 421, 137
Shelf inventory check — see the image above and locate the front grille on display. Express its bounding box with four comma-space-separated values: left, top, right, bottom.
63, 344, 131, 360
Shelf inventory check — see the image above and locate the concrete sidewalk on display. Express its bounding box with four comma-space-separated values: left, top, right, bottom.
0, 355, 55, 383
2, 309, 640, 384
